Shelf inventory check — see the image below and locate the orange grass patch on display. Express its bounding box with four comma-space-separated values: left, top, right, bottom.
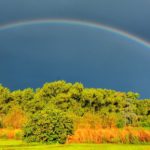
67, 127, 150, 144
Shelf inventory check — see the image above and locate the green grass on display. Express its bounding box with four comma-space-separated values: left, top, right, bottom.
0, 139, 150, 150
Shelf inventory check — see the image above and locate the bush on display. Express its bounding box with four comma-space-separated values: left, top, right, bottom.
100, 113, 117, 128
139, 116, 150, 128
23, 108, 74, 144
0, 128, 22, 139
3, 107, 27, 129
116, 119, 125, 128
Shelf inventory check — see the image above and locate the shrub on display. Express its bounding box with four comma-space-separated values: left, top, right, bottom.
100, 113, 117, 128
116, 119, 125, 128
3, 107, 27, 129
73, 113, 102, 129
139, 116, 150, 127
23, 108, 74, 144
0, 128, 22, 139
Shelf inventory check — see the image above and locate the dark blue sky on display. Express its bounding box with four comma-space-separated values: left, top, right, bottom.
1, 0, 150, 40
0, 0, 150, 98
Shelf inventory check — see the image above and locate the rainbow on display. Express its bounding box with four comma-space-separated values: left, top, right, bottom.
0, 18, 150, 48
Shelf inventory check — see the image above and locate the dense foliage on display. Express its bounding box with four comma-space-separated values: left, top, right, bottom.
0, 81, 150, 143
23, 108, 73, 144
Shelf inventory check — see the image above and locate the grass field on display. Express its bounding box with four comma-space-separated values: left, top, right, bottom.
0, 140, 150, 150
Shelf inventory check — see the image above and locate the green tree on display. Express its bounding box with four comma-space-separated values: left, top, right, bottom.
23, 108, 74, 144
0, 84, 11, 114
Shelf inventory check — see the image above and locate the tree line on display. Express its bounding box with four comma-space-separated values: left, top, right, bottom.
0, 80, 150, 143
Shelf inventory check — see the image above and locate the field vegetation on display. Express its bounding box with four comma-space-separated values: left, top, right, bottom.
0, 81, 150, 145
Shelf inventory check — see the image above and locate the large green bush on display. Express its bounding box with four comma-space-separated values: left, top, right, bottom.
23, 108, 74, 144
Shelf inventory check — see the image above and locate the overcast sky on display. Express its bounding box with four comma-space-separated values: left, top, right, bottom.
0, 0, 150, 98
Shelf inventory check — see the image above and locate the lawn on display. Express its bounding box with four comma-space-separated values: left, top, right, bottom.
0, 140, 150, 150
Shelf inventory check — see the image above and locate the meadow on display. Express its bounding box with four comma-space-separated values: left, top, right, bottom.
0, 139, 150, 150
